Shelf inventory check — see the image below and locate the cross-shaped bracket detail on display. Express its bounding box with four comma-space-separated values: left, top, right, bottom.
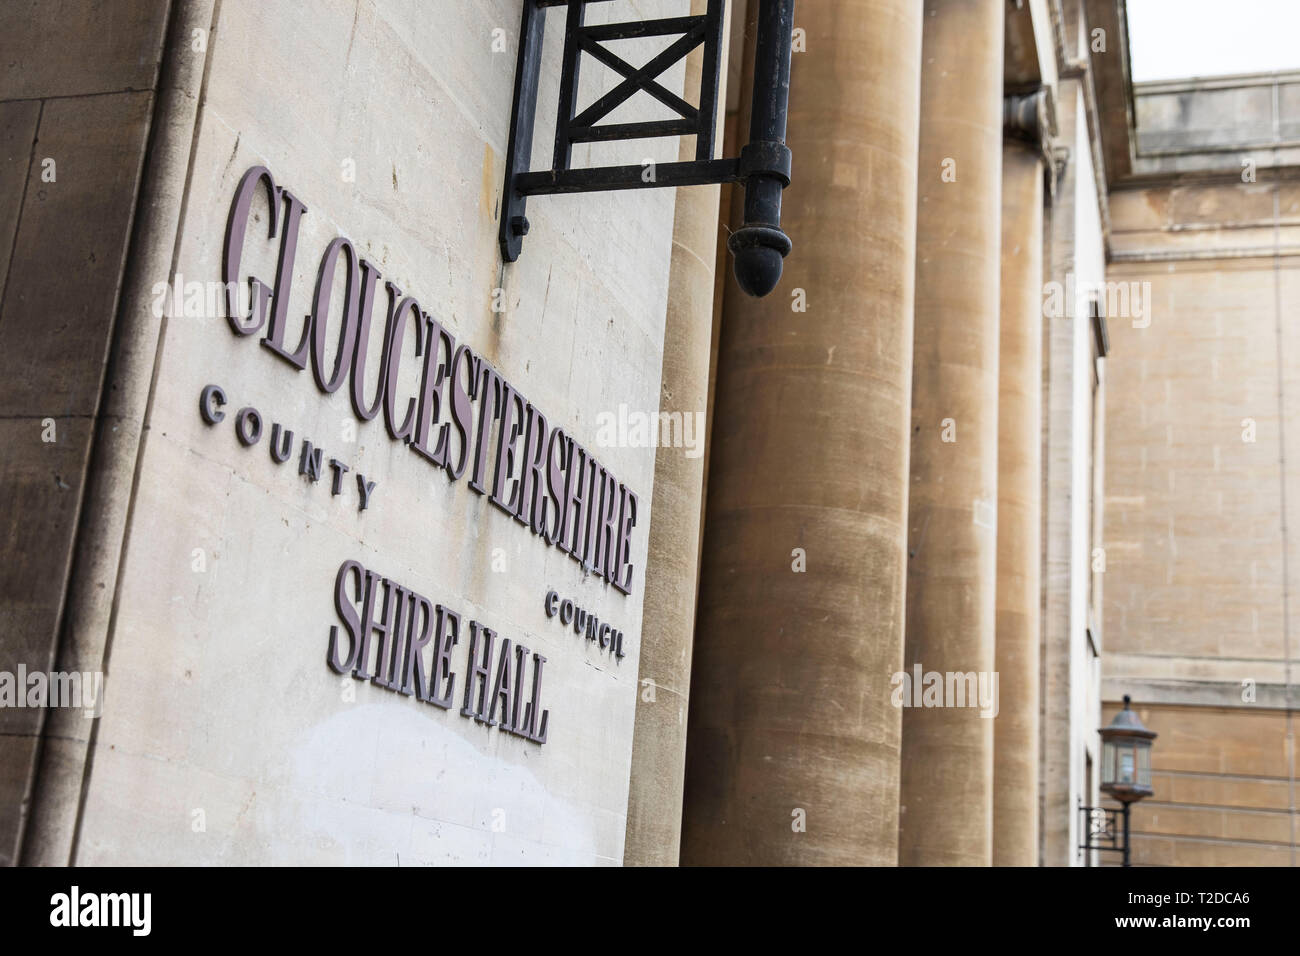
499, 0, 795, 298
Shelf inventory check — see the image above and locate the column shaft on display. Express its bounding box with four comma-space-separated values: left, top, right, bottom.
898, 0, 1004, 867
680, 0, 924, 866
624, 0, 730, 867
993, 142, 1044, 866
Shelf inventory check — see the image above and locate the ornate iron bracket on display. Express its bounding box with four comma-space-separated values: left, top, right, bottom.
1078, 803, 1132, 866
499, 0, 794, 297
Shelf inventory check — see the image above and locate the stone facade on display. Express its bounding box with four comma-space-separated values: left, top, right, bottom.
9, 0, 1275, 869
1093, 15, 1300, 866
0, 0, 171, 867
6, 0, 694, 866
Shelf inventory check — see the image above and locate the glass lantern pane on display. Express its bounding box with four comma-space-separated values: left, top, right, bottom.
1119, 747, 1135, 784
1102, 740, 1116, 785
1137, 742, 1151, 786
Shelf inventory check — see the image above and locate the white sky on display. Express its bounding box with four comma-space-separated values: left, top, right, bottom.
1127, 0, 1300, 82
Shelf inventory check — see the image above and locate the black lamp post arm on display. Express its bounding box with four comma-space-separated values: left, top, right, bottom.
727, 0, 794, 297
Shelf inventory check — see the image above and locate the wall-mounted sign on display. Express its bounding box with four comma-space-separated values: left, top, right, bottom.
221, 164, 641, 594
201, 164, 646, 746
329, 560, 549, 744
199, 384, 379, 510
545, 590, 625, 659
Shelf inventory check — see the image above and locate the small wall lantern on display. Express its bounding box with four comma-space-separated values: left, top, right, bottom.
1100, 694, 1157, 803
499, 0, 795, 297
1080, 695, 1158, 866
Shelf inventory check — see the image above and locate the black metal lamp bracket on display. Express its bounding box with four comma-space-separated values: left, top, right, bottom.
1078, 803, 1133, 866
499, 0, 794, 297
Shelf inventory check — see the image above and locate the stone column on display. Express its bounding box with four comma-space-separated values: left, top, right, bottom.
1041, 74, 1082, 868
898, 0, 1004, 867
623, 0, 730, 868
681, 0, 924, 866
20, 0, 215, 865
993, 94, 1046, 867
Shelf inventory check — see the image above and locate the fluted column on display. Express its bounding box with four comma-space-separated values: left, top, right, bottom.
993, 94, 1046, 867
898, 0, 1004, 867
680, 0, 924, 866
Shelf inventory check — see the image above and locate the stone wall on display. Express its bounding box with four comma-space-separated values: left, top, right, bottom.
1132, 72, 1300, 178
8, 0, 695, 866
0, 0, 169, 866
1104, 243, 1300, 865
1103, 65, 1300, 864
1101, 703, 1296, 865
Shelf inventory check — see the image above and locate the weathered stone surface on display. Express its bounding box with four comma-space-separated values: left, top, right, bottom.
0, 101, 39, 271
993, 143, 1043, 867
0, 91, 154, 415
63, 0, 685, 866
1106, 259, 1294, 662
0, 66, 157, 865
1039, 67, 1109, 867
899, 0, 1005, 868
0, 735, 38, 866
683, 0, 923, 866
0, 0, 168, 100
624, 0, 727, 868
1098, 704, 1296, 866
